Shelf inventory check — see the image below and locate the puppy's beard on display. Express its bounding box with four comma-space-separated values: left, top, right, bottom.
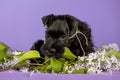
44, 52, 63, 59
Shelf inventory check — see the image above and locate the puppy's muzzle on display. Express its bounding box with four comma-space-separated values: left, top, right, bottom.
40, 44, 64, 58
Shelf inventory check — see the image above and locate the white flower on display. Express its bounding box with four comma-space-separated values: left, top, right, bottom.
74, 64, 78, 69
96, 61, 101, 68
3, 56, 19, 68
102, 43, 119, 51
64, 66, 68, 71
87, 52, 97, 62
110, 55, 118, 63
109, 43, 119, 51
97, 50, 106, 61
12, 50, 22, 55
20, 67, 29, 73
105, 58, 111, 69
67, 70, 73, 74
78, 56, 85, 61
87, 67, 102, 74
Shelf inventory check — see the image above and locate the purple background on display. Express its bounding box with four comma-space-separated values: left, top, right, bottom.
0, 0, 120, 51
0, 70, 120, 80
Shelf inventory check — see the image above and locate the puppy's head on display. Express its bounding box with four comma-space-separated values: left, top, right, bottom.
40, 14, 88, 58
40, 14, 69, 58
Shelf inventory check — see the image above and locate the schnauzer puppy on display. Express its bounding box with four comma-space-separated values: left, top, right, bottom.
31, 14, 94, 60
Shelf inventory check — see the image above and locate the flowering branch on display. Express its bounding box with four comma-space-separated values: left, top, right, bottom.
0, 63, 43, 72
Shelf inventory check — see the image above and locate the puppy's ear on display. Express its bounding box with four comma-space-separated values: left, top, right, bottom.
64, 15, 78, 35
65, 15, 90, 35
42, 14, 54, 27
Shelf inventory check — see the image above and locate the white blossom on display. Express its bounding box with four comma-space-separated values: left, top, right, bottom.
87, 67, 102, 74
12, 50, 23, 55
2, 56, 19, 69
102, 43, 119, 51
19, 67, 29, 73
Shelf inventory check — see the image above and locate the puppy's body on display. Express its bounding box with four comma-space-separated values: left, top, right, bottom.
31, 14, 94, 59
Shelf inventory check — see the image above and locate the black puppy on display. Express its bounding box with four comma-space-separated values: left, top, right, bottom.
31, 14, 94, 60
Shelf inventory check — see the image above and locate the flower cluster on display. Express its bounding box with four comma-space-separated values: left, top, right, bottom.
0, 50, 23, 70
0, 56, 19, 69
102, 43, 119, 51
63, 43, 120, 74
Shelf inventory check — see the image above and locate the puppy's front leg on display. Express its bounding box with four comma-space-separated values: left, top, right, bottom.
31, 40, 44, 52
30, 40, 45, 63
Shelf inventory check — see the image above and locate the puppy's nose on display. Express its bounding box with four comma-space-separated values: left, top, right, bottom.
49, 48, 56, 54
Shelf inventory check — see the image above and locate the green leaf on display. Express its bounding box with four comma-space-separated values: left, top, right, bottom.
50, 57, 63, 73
0, 42, 9, 53
63, 47, 77, 60
72, 69, 88, 74
105, 50, 120, 59
14, 61, 27, 67
18, 50, 41, 62
34, 64, 49, 73
0, 42, 10, 61
63, 61, 68, 73
0, 53, 8, 62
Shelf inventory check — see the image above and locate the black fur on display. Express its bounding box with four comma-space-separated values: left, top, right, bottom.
31, 14, 94, 59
